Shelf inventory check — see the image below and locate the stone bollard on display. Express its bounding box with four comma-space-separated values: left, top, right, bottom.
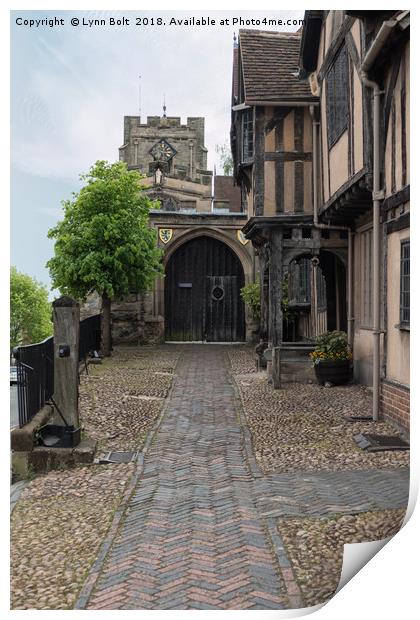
51, 296, 80, 433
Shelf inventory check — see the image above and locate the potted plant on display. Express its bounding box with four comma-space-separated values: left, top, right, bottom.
309, 330, 353, 386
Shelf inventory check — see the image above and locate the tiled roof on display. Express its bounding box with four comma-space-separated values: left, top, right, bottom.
239, 29, 315, 103
214, 176, 241, 212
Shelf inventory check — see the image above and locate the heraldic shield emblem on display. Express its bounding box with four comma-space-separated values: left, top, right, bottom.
237, 229, 249, 245
159, 228, 173, 244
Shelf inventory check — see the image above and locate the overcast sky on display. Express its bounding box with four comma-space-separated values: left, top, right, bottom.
11, 10, 304, 292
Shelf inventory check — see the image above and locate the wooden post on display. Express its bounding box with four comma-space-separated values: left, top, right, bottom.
52, 296, 80, 428
259, 247, 269, 341
269, 229, 283, 388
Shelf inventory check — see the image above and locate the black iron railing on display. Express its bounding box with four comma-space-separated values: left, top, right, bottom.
15, 336, 54, 429
14, 314, 101, 428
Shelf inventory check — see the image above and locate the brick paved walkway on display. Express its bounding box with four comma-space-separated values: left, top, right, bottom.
76, 346, 409, 610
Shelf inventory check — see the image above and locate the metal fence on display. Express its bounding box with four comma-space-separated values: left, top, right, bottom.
15, 336, 54, 429
14, 314, 101, 428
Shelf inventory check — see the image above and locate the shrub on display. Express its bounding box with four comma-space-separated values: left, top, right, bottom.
240, 282, 260, 321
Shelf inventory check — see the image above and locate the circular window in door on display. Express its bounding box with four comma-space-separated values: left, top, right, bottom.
211, 285, 225, 301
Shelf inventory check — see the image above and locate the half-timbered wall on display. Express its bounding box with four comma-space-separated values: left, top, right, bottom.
383, 38, 410, 391
252, 106, 313, 216
315, 13, 371, 385
313, 12, 410, 415
384, 41, 409, 200
315, 14, 366, 204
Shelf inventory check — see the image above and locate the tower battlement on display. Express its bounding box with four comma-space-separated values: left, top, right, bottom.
120, 114, 209, 184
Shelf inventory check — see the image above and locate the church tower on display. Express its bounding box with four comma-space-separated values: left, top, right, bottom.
119, 109, 213, 212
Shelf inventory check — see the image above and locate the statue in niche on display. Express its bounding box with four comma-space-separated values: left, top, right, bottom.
155, 167, 163, 185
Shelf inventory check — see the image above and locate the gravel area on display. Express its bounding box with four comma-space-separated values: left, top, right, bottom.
227, 350, 409, 473
11, 463, 135, 609
11, 345, 179, 610
79, 346, 179, 453
277, 509, 405, 607
228, 345, 257, 375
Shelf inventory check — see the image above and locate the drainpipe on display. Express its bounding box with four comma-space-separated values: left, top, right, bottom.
309, 106, 354, 347
347, 231, 354, 346
360, 73, 382, 421
360, 18, 397, 421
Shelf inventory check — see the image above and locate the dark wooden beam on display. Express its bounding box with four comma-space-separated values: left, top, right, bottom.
401, 49, 407, 187
381, 185, 410, 212
258, 249, 269, 340
265, 152, 312, 162
275, 118, 284, 213
386, 211, 410, 234
294, 109, 304, 214
391, 98, 396, 194
254, 107, 265, 216
295, 162, 304, 213
268, 228, 283, 388
383, 55, 402, 155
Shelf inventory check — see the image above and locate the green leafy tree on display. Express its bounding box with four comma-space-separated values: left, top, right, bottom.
10, 267, 52, 349
215, 141, 234, 176
47, 160, 163, 356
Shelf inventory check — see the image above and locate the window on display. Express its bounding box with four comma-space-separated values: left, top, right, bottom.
400, 241, 410, 325
316, 266, 327, 312
326, 44, 348, 148
241, 109, 254, 162
289, 258, 311, 306
361, 229, 373, 327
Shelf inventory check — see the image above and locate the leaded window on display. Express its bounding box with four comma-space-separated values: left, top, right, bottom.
326, 44, 348, 148
400, 240, 410, 325
316, 266, 327, 312
289, 258, 311, 306
241, 109, 254, 162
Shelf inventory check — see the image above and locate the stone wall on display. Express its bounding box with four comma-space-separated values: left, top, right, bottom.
111, 293, 143, 345
119, 115, 211, 184
79, 291, 101, 320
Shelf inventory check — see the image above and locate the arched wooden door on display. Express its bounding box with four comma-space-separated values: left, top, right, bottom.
165, 236, 245, 342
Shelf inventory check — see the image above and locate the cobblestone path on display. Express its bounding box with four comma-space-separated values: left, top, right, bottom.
76, 346, 409, 610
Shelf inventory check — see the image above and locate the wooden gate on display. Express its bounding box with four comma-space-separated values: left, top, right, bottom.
165, 236, 245, 342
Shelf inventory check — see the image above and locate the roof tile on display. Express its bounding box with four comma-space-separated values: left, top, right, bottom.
239, 29, 315, 102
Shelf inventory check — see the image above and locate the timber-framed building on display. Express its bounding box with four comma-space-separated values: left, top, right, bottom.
231, 29, 350, 385
232, 13, 410, 432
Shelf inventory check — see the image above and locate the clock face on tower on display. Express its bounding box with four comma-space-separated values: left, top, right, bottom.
149, 139, 177, 162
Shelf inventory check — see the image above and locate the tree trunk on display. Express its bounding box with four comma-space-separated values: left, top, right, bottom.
101, 292, 112, 357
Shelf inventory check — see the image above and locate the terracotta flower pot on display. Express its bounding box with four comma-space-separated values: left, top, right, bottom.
314, 359, 352, 386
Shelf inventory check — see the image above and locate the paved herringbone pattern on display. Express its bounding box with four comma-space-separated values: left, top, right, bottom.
83, 346, 289, 610
77, 346, 409, 610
